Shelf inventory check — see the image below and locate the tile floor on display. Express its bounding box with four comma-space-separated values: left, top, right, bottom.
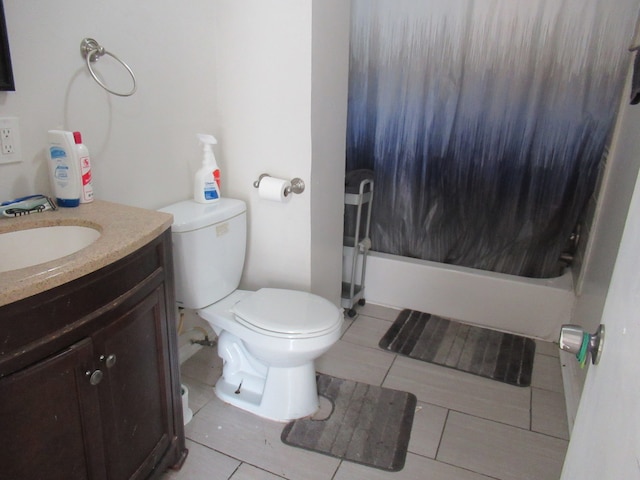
164, 303, 569, 480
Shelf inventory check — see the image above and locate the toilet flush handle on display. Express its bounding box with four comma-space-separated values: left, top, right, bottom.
559, 324, 605, 366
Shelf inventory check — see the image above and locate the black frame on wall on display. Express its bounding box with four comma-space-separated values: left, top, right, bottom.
0, 0, 14, 91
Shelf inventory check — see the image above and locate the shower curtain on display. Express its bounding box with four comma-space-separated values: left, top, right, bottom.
346, 0, 639, 278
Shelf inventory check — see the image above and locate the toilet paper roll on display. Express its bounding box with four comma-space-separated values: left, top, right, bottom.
258, 176, 291, 202
181, 384, 193, 425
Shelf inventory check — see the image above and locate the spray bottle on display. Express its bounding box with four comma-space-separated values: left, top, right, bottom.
193, 134, 221, 203
73, 131, 94, 203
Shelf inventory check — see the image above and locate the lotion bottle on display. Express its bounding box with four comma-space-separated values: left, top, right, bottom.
193, 134, 221, 203
47, 130, 81, 207
73, 131, 94, 203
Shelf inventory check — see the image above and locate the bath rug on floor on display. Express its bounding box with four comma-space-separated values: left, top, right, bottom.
281, 374, 416, 471
379, 310, 536, 387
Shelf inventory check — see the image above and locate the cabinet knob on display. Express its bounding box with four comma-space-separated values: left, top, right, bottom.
100, 354, 117, 368
86, 369, 104, 386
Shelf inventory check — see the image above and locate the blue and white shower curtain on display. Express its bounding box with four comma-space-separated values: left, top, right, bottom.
346, 0, 639, 277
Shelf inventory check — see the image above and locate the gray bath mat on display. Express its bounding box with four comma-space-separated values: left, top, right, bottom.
379, 310, 536, 387
281, 374, 416, 471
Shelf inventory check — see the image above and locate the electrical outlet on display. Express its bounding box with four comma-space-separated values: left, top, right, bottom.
0, 117, 21, 164
2, 128, 15, 154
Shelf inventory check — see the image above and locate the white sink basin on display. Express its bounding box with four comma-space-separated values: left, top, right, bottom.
0, 225, 101, 273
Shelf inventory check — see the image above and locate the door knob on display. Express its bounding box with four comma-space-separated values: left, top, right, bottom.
559, 324, 605, 366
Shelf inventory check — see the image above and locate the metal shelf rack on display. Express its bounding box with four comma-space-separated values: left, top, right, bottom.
341, 175, 373, 318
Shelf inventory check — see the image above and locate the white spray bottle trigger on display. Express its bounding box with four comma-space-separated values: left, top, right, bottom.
197, 133, 217, 147
197, 134, 217, 163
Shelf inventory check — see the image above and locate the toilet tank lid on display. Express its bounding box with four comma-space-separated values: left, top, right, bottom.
159, 198, 246, 233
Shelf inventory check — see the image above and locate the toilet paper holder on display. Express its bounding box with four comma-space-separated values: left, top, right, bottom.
253, 174, 305, 196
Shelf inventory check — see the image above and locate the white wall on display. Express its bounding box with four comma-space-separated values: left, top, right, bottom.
213, 0, 314, 292
573, 66, 640, 333
0, 0, 349, 303
310, 1, 350, 304
0, 0, 220, 208
560, 138, 640, 480
559, 58, 640, 422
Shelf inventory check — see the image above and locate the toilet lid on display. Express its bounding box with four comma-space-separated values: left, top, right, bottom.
232, 288, 342, 337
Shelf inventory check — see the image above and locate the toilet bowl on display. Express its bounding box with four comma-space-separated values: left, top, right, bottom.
200, 288, 343, 421
159, 198, 344, 422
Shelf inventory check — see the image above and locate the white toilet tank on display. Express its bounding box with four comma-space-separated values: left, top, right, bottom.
159, 198, 247, 309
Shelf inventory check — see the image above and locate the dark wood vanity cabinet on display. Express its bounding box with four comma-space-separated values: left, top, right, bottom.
0, 229, 187, 480
0, 337, 106, 479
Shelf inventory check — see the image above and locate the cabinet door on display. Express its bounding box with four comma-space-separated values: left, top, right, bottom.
94, 286, 173, 480
0, 339, 107, 480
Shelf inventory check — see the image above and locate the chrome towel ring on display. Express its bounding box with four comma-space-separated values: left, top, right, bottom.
80, 38, 137, 97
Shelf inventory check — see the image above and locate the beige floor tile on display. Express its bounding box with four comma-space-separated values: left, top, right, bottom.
181, 346, 223, 386
383, 356, 531, 428
162, 439, 240, 480
531, 353, 564, 393
173, 302, 570, 480
341, 314, 393, 350
356, 303, 402, 321
184, 396, 340, 480
407, 401, 448, 458
535, 340, 560, 358
316, 339, 395, 386
438, 411, 568, 480
334, 452, 493, 480
532, 388, 569, 440
339, 314, 355, 337
230, 463, 286, 480
181, 377, 216, 416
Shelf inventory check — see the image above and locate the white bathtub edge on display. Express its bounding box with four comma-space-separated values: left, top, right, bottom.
357, 250, 576, 341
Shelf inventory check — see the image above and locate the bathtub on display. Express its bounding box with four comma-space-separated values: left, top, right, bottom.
345, 249, 576, 342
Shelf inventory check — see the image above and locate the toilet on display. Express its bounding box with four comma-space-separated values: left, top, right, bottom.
160, 198, 343, 422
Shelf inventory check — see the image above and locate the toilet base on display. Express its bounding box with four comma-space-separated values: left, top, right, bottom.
214, 362, 320, 422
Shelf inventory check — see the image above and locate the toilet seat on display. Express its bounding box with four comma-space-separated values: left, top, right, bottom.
232, 288, 342, 339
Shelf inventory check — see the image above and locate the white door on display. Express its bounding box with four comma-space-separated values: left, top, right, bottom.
560, 156, 640, 475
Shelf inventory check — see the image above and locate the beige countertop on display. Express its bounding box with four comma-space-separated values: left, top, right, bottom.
0, 200, 173, 307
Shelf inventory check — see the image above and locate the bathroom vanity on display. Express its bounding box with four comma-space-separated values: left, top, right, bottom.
0, 201, 186, 479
